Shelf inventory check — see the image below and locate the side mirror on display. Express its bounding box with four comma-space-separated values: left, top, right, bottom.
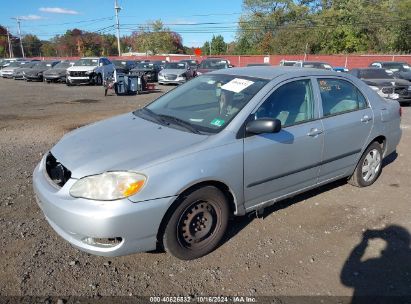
246, 118, 281, 135
99, 62, 103, 67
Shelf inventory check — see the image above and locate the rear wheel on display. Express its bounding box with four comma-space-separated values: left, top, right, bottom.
162, 186, 229, 260
349, 142, 383, 187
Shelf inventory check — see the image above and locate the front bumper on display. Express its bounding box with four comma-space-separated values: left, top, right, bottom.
25, 74, 43, 81
158, 76, 186, 85
44, 75, 65, 81
32, 158, 176, 257
1, 72, 14, 78
67, 76, 92, 84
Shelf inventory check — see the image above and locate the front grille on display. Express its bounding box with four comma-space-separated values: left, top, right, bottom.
394, 86, 409, 96
381, 87, 394, 94
70, 71, 87, 77
165, 74, 177, 80
45, 153, 71, 187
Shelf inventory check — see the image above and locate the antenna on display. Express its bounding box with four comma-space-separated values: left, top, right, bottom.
11, 17, 25, 58
114, 0, 122, 56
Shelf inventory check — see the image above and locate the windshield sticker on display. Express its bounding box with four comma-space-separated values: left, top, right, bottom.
210, 118, 225, 127
189, 118, 204, 122
221, 78, 254, 93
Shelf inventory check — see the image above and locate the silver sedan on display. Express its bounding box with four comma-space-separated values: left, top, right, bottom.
33, 67, 402, 260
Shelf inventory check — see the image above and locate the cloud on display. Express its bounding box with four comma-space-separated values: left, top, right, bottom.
39, 7, 79, 15
170, 19, 197, 25
19, 15, 45, 20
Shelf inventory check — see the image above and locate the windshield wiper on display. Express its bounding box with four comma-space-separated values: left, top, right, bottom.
158, 114, 201, 134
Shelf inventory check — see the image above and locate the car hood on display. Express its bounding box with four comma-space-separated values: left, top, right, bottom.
1, 67, 19, 72
197, 68, 215, 74
131, 68, 155, 73
362, 78, 411, 87
15, 67, 33, 73
397, 71, 411, 81
51, 112, 208, 178
26, 67, 51, 74
67, 66, 97, 72
161, 69, 186, 75
44, 68, 67, 75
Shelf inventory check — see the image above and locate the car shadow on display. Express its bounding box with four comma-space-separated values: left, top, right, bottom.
340, 225, 411, 303
221, 178, 348, 246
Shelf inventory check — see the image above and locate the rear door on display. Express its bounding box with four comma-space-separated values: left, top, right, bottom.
315, 78, 373, 182
243, 78, 324, 210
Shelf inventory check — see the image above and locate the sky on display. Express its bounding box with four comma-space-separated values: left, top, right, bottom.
1, 0, 244, 47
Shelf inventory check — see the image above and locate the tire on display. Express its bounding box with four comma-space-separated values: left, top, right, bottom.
162, 186, 229, 260
95, 74, 103, 86
66, 80, 72, 86
349, 142, 383, 187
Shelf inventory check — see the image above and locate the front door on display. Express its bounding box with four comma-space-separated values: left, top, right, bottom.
244, 78, 324, 210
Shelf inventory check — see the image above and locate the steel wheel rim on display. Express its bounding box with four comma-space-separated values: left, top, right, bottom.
362, 148, 381, 182
177, 200, 221, 250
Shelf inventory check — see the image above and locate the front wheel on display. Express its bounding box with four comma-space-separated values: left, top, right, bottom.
95, 74, 103, 86
349, 142, 383, 187
162, 186, 229, 260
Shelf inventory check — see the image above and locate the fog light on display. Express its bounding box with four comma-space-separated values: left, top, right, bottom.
82, 237, 123, 248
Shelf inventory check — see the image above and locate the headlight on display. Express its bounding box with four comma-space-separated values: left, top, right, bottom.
69, 172, 146, 201
85, 70, 94, 75
408, 86, 411, 91
158, 72, 163, 76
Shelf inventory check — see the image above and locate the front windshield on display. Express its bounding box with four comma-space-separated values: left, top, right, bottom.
199, 60, 228, 70
74, 59, 98, 67
53, 62, 71, 69
165, 63, 186, 69
383, 63, 411, 72
7, 62, 23, 68
136, 63, 154, 69
20, 62, 37, 68
360, 69, 393, 79
112, 60, 127, 67
35, 62, 54, 68
136, 74, 268, 133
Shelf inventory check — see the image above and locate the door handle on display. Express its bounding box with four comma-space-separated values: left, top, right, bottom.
361, 115, 372, 123
307, 128, 323, 137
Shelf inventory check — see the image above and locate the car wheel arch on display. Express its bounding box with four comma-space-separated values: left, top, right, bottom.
351, 135, 386, 176
155, 180, 238, 249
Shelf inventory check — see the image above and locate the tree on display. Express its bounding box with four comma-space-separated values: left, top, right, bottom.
22, 34, 42, 57
211, 35, 227, 55
131, 20, 184, 54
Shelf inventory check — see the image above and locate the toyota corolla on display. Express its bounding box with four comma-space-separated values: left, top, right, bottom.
33, 67, 402, 260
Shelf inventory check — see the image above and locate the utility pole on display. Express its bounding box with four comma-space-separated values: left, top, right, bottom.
114, 0, 121, 56
12, 17, 25, 58
6, 27, 13, 58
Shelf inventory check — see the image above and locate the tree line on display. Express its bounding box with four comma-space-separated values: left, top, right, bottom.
0, 0, 410, 58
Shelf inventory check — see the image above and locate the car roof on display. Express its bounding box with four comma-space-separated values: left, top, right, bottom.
211, 66, 342, 80
350, 67, 381, 71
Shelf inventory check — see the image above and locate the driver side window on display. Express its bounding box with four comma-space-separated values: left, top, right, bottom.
255, 79, 315, 127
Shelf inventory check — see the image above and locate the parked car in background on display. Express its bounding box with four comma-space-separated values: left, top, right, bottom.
66, 57, 115, 86
112, 60, 138, 74
33, 67, 401, 260
25, 60, 60, 82
247, 63, 271, 67
349, 68, 411, 105
12, 61, 38, 80
130, 62, 161, 82
179, 59, 199, 75
279, 59, 298, 67
369, 61, 411, 82
151, 60, 168, 70
0, 58, 24, 69
333, 67, 349, 72
43, 61, 75, 83
0, 61, 29, 78
158, 62, 194, 85
294, 61, 333, 70
196, 58, 231, 75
